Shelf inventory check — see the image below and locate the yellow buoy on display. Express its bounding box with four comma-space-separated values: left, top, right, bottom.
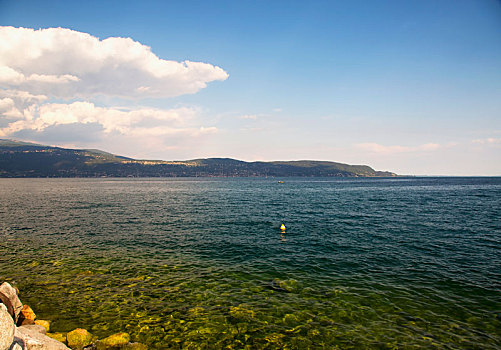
280, 224, 286, 231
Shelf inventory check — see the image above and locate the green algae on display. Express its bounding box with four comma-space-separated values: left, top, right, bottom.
19, 250, 496, 350
229, 305, 255, 320
7, 243, 499, 350
67, 328, 97, 349
96, 332, 130, 349
46, 332, 67, 344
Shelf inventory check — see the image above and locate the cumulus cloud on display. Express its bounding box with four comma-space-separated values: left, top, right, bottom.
356, 142, 442, 154
0, 89, 47, 103
13, 122, 106, 143
0, 102, 210, 137
0, 26, 228, 156
0, 26, 228, 99
0, 98, 23, 119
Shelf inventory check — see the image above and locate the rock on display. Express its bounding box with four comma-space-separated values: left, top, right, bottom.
9, 342, 23, 350
229, 305, 255, 319
20, 306, 36, 321
124, 343, 147, 350
13, 326, 69, 349
46, 333, 66, 344
0, 303, 15, 350
34, 321, 50, 333
17, 318, 35, 326
17, 305, 36, 327
66, 329, 96, 350
17, 305, 36, 326
19, 325, 47, 335
271, 278, 299, 292
0, 282, 23, 323
96, 333, 130, 350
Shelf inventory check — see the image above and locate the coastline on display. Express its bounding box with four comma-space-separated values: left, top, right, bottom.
0, 282, 147, 350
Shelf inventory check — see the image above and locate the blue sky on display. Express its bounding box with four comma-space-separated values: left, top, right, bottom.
0, 0, 500, 175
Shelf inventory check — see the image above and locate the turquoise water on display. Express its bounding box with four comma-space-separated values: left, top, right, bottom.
0, 177, 500, 349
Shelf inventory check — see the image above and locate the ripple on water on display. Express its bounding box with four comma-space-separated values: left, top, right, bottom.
0, 177, 500, 349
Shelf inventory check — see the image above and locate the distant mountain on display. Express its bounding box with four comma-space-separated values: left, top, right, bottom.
0, 139, 397, 178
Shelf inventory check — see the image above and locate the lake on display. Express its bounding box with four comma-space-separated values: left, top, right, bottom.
0, 177, 500, 349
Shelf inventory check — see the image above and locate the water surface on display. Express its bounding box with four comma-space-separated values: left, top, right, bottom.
0, 177, 500, 349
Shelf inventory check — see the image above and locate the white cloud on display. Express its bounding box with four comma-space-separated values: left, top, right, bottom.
472, 138, 501, 145
0, 26, 228, 157
128, 125, 218, 137
0, 101, 220, 160
0, 97, 23, 120
0, 26, 228, 99
0, 101, 211, 137
238, 114, 258, 120
27, 73, 80, 84
356, 142, 442, 154
0, 66, 24, 84
0, 89, 47, 104
0, 67, 81, 85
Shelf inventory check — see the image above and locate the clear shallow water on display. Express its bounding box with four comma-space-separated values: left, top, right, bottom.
0, 177, 500, 349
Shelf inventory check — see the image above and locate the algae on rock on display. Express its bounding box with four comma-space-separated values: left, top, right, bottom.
67, 328, 97, 349
97, 332, 131, 349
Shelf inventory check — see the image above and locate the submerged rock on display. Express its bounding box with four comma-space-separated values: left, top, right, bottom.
282, 313, 299, 326
0, 304, 15, 350
46, 333, 67, 344
124, 343, 147, 350
66, 329, 96, 349
187, 307, 205, 315
34, 320, 50, 333
13, 326, 69, 350
272, 279, 299, 292
229, 305, 255, 320
264, 332, 285, 343
266, 280, 289, 293
0, 282, 23, 323
266, 279, 300, 293
96, 332, 130, 350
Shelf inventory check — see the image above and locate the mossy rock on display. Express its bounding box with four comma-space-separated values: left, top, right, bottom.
34, 319, 51, 332
125, 343, 147, 350
46, 332, 67, 344
271, 278, 300, 292
97, 332, 130, 349
264, 332, 285, 343
67, 328, 97, 349
283, 313, 299, 326
188, 306, 205, 315
290, 336, 313, 348
229, 305, 255, 320
278, 279, 300, 292
307, 328, 321, 337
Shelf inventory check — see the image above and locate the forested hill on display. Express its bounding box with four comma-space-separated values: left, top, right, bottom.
0, 139, 397, 178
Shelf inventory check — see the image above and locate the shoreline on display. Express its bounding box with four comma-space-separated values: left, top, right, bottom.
0, 282, 147, 350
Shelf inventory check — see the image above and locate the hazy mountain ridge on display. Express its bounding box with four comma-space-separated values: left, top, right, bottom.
0, 139, 397, 177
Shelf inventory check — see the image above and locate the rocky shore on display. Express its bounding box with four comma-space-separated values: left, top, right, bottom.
0, 282, 147, 350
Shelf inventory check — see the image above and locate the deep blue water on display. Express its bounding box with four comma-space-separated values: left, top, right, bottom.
0, 177, 500, 349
